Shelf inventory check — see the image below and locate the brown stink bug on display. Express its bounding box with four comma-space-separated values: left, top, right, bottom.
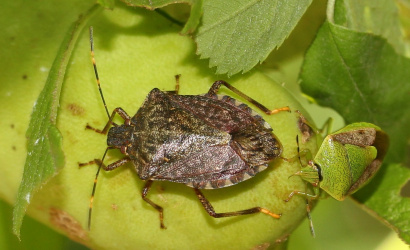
80, 27, 290, 230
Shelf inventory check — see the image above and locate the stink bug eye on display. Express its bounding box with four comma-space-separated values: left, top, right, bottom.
79, 27, 292, 231
315, 164, 323, 182
285, 111, 389, 235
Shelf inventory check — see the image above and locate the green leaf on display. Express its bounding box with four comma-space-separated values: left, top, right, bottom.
353, 164, 410, 243
333, 0, 404, 53
120, 0, 202, 34
121, 0, 190, 9
300, 21, 410, 164
196, 0, 312, 76
12, 4, 102, 238
97, 0, 115, 9
1, 200, 79, 249
299, 20, 410, 243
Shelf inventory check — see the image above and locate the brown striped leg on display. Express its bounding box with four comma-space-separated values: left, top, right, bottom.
174, 74, 180, 94
142, 180, 166, 229
194, 188, 281, 219
165, 74, 181, 95
86, 107, 131, 135
78, 155, 130, 171
207, 80, 290, 115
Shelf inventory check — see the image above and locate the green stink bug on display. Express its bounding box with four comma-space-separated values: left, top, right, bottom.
285, 113, 389, 235
287, 117, 389, 201
289, 122, 389, 200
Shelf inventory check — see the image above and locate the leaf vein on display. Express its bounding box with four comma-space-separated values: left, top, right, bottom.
328, 25, 373, 121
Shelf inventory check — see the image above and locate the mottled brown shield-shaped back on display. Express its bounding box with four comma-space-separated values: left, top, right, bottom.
126, 89, 281, 189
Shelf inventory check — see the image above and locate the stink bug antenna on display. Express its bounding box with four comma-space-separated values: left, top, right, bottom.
88, 148, 109, 230
286, 135, 303, 179
296, 135, 303, 167
305, 198, 316, 237
296, 135, 316, 237
89, 26, 110, 120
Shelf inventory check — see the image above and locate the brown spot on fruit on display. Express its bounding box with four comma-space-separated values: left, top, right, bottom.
275, 233, 289, 243
49, 208, 88, 243
66, 103, 85, 116
252, 242, 270, 250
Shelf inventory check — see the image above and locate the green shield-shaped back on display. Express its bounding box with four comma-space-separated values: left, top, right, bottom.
314, 139, 350, 200
314, 123, 384, 200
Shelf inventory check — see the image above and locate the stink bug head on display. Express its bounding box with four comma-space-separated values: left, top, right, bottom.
107, 124, 133, 151
291, 161, 321, 186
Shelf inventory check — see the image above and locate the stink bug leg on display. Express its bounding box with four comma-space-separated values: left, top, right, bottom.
283, 135, 319, 236
164, 74, 180, 95
206, 80, 291, 115
177, 79, 290, 222
79, 148, 131, 230
142, 180, 166, 229
194, 189, 281, 219
86, 107, 132, 135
